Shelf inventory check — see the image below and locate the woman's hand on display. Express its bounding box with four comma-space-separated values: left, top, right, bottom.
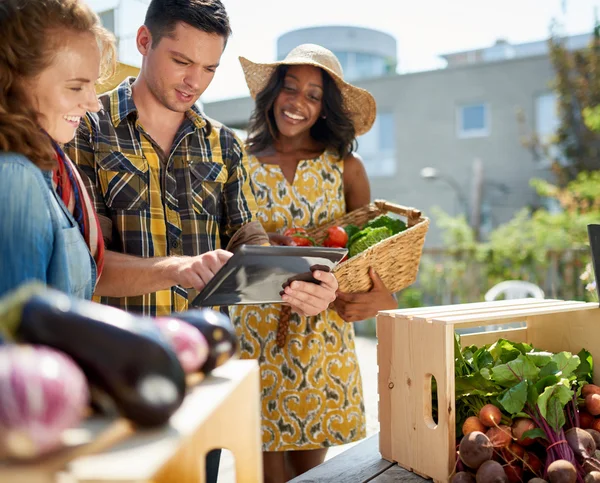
333, 268, 397, 322
281, 270, 338, 316
268, 232, 296, 246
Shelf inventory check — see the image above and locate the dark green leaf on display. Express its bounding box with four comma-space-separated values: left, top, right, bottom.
535, 375, 560, 395
575, 349, 593, 383
527, 351, 554, 367
552, 352, 580, 378
498, 380, 528, 414
539, 362, 560, 378
522, 428, 549, 441
490, 339, 522, 364
538, 384, 574, 433
456, 373, 502, 397
492, 355, 540, 387
473, 348, 494, 371
528, 382, 540, 407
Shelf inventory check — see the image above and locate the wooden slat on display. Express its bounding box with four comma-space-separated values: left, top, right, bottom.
460, 327, 529, 348
430, 302, 598, 327
401, 299, 565, 321
377, 315, 395, 462
288, 435, 394, 483
381, 298, 556, 317
369, 464, 431, 482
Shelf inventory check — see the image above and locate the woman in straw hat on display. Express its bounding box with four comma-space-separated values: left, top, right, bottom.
231, 44, 398, 481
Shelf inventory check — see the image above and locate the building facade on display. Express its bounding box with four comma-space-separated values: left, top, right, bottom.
204, 30, 579, 246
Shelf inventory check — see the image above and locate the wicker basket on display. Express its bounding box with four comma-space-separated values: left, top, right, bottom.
307, 199, 430, 293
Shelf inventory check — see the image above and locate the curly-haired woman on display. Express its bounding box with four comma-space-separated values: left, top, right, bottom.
0, 0, 115, 298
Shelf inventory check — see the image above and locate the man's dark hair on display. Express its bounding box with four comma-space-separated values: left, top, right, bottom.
246, 65, 357, 159
144, 0, 232, 46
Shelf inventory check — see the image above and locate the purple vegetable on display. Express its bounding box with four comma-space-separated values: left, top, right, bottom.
154, 317, 209, 374
0, 345, 89, 459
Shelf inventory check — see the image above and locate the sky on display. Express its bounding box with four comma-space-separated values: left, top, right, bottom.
196, 0, 600, 103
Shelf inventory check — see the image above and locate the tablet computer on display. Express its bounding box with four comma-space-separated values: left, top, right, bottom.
191, 244, 347, 307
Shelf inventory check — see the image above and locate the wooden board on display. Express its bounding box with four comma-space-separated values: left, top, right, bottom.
288, 435, 395, 483
0, 359, 262, 483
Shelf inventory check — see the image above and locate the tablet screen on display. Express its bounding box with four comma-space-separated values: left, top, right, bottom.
191, 245, 347, 306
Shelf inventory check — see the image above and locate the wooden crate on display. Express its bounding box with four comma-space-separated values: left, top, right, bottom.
377, 298, 600, 483
0, 359, 263, 483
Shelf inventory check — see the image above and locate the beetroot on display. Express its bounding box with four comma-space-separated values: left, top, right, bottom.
459, 431, 494, 469
547, 460, 577, 483
505, 464, 524, 483
480, 404, 503, 428
451, 471, 476, 483
476, 460, 508, 483
487, 425, 513, 448
512, 417, 537, 446
565, 427, 596, 462
587, 429, 600, 450
463, 416, 486, 436
585, 472, 600, 483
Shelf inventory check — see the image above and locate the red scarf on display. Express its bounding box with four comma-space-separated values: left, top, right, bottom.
51, 144, 105, 282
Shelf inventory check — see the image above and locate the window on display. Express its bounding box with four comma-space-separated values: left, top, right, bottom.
357, 112, 396, 177
535, 92, 561, 166
98, 9, 115, 34
457, 102, 490, 138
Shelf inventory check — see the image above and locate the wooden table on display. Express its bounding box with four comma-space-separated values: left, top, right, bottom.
288, 433, 430, 483
0, 359, 263, 483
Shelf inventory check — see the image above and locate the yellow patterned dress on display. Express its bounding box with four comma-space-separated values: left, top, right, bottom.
229, 151, 367, 452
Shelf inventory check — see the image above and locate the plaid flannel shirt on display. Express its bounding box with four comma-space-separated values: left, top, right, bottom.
64, 78, 257, 316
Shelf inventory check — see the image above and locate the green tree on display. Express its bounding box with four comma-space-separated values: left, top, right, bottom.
546, 22, 600, 183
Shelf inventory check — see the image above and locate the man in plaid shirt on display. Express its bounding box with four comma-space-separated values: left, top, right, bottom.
65, 0, 338, 480
65, 0, 338, 317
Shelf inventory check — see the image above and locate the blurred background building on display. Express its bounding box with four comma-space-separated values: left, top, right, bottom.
89, 2, 589, 247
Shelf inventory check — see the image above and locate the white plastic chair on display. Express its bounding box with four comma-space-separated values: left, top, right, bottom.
458, 281, 544, 335
484, 280, 545, 302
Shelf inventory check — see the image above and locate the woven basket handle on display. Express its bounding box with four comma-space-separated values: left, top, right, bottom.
374, 199, 422, 227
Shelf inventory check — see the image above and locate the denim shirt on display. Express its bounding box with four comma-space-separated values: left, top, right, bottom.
0, 152, 96, 300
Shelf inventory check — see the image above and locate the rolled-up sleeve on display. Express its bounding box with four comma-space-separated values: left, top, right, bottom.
219, 129, 259, 245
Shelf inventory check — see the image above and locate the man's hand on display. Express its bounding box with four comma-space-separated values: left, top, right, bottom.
282, 270, 338, 316
169, 249, 233, 291
268, 233, 296, 246
333, 268, 397, 322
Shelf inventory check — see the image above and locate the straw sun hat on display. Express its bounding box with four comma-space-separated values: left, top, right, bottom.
239, 44, 377, 136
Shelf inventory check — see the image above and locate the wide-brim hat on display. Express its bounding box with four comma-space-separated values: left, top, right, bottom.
239, 43, 376, 136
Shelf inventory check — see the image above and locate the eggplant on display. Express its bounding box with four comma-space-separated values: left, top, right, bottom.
172, 309, 238, 374
1, 286, 186, 428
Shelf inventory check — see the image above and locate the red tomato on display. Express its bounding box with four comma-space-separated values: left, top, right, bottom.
323, 226, 348, 248
283, 228, 315, 246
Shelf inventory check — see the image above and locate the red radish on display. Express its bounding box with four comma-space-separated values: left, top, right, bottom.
583, 384, 600, 397
504, 464, 523, 483
0, 345, 89, 459
154, 317, 209, 374
587, 394, 600, 416
524, 451, 543, 474
580, 410, 595, 429
501, 442, 525, 464
479, 404, 502, 427
463, 416, 486, 436
592, 418, 600, 433
486, 425, 512, 448
512, 417, 536, 446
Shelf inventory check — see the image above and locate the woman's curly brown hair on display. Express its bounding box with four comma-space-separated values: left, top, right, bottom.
246, 65, 357, 160
0, 0, 116, 169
